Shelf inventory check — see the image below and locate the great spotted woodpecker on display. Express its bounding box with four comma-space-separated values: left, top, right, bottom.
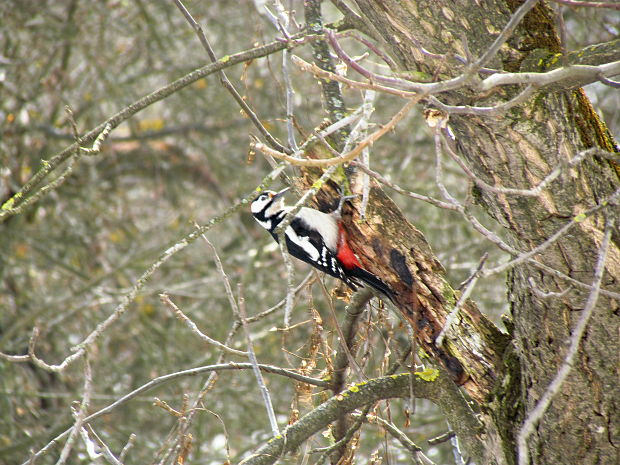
251, 187, 395, 301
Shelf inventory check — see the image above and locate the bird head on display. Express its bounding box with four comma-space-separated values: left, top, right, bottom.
250, 187, 289, 216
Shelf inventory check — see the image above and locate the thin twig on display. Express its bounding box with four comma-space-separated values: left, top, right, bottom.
435, 254, 487, 347
3, 166, 286, 374
528, 277, 572, 299
324, 287, 373, 462
349, 162, 459, 211
433, 124, 460, 205
517, 216, 614, 465
447, 420, 466, 465
342, 89, 376, 218
354, 413, 438, 465
440, 127, 590, 197
428, 85, 537, 116
292, 54, 419, 97
340, 31, 397, 69
252, 96, 421, 167
160, 293, 248, 357
55, 355, 93, 465
238, 284, 280, 436
482, 187, 620, 276
265, 2, 298, 150
82, 424, 121, 465
198, 234, 279, 435
242, 271, 316, 324
427, 430, 456, 445
310, 404, 372, 462
172, 0, 289, 153
473, 0, 540, 71
118, 433, 137, 463
21, 363, 326, 465
0, 30, 315, 222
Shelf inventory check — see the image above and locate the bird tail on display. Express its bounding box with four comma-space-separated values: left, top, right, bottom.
346, 267, 396, 303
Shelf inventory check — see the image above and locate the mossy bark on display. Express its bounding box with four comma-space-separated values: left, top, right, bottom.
240, 372, 484, 465
348, 1, 620, 464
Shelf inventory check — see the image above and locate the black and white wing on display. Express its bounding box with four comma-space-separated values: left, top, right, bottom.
269, 217, 359, 290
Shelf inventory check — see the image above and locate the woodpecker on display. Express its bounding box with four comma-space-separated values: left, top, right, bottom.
251, 187, 395, 301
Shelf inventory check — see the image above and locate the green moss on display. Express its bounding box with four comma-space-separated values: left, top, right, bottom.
1, 198, 15, 210
398, 70, 433, 82
414, 368, 440, 382
311, 178, 325, 190
442, 281, 457, 308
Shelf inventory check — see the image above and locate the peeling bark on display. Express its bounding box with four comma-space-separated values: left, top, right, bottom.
299, 144, 509, 406
346, 1, 620, 465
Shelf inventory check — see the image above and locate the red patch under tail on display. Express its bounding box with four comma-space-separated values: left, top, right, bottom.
336, 223, 362, 270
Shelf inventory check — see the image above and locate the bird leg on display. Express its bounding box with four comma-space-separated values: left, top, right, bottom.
332, 188, 358, 220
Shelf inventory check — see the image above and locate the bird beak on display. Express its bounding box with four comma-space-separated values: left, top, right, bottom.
271, 187, 290, 199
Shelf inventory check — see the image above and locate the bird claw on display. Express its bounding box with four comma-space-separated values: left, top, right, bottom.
333, 187, 358, 218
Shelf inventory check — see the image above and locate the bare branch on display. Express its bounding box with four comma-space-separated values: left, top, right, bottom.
482, 187, 620, 276
160, 293, 248, 357
473, 0, 540, 71
479, 60, 620, 91
118, 434, 136, 463
517, 216, 614, 465
82, 424, 122, 465
56, 355, 93, 465
349, 162, 459, 211
238, 372, 484, 465
1, 33, 309, 222
292, 54, 420, 97
237, 284, 280, 437
172, 0, 289, 153
242, 271, 315, 324
435, 253, 488, 347
440, 128, 590, 196
428, 85, 538, 116
2, 166, 287, 373
21, 363, 326, 465
252, 96, 421, 167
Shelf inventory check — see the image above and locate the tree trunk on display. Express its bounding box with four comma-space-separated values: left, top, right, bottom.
346, 1, 620, 464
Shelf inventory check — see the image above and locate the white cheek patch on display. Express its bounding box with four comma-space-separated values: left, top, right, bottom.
286, 226, 320, 261
251, 198, 268, 214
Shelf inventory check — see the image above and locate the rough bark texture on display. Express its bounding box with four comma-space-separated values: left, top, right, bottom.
347, 1, 620, 465
300, 145, 509, 408
239, 372, 484, 465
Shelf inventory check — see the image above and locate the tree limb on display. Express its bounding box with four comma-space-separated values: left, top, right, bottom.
238, 372, 483, 465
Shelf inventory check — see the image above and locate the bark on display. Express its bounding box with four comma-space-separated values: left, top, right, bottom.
239, 372, 484, 465
345, 1, 620, 465
299, 144, 510, 464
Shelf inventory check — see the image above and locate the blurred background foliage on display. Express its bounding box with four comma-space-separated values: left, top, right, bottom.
0, 1, 617, 464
